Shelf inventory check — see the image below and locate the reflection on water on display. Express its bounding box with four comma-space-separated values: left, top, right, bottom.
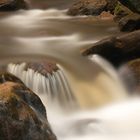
0, 8, 138, 140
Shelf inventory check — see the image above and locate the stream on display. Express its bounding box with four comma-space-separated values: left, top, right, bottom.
0, 2, 140, 140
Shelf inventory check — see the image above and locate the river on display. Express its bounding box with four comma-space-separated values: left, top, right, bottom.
0, 1, 140, 139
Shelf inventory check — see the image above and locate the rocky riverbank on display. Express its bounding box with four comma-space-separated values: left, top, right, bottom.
68, 0, 140, 32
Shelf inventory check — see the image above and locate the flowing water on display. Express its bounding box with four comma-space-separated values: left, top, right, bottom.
0, 2, 139, 140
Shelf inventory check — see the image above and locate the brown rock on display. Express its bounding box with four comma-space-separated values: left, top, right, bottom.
99, 11, 114, 19
26, 61, 59, 76
0, 0, 28, 11
0, 73, 56, 140
127, 59, 140, 86
120, 59, 140, 92
82, 30, 140, 66
106, 0, 118, 14
67, 0, 107, 16
67, 0, 118, 16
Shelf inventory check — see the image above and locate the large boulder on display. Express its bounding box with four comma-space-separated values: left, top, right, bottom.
82, 30, 140, 66
67, 0, 118, 16
0, 73, 56, 140
118, 0, 140, 14
0, 0, 28, 11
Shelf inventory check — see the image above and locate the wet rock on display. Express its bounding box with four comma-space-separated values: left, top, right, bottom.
105, 0, 118, 14
118, 13, 140, 32
0, 73, 56, 140
118, 0, 140, 14
26, 61, 59, 76
67, 0, 118, 16
121, 59, 140, 92
0, 0, 28, 11
82, 30, 140, 66
67, 0, 107, 16
113, 2, 132, 21
126, 59, 140, 88
113, 2, 140, 32
99, 11, 114, 19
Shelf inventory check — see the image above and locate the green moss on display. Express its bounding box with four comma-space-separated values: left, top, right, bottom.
114, 2, 123, 15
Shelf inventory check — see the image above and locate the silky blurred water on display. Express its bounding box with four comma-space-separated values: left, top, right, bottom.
0, 5, 139, 140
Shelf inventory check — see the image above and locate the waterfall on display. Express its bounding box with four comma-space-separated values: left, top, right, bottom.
0, 7, 139, 140
7, 62, 77, 108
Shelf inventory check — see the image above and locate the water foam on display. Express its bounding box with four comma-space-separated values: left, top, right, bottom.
7, 62, 76, 108
43, 96, 140, 140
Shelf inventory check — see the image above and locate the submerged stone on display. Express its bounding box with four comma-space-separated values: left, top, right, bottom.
26, 61, 59, 76
0, 73, 56, 140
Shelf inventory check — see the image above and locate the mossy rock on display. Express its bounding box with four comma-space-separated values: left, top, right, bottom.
119, 0, 140, 14
0, 73, 56, 140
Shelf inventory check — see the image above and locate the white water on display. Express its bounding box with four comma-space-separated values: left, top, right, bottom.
44, 98, 140, 140
0, 8, 139, 140
7, 62, 76, 108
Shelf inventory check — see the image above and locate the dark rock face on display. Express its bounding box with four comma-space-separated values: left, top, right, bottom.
82, 30, 140, 66
0, 73, 56, 140
0, 0, 28, 11
118, 0, 140, 14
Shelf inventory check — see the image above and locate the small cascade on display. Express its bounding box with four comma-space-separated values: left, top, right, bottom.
7, 62, 77, 108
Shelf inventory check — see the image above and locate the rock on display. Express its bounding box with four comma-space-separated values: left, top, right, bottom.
118, 13, 140, 32
0, 0, 28, 11
120, 59, 140, 92
82, 30, 140, 66
7, 61, 59, 77
67, 0, 118, 16
113, 2, 140, 32
98, 11, 114, 19
113, 2, 132, 21
0, 73, 56, 140
105, 0, 118, 14
67, 0, 107, 16
26, 61, 59, 76
118, 0, 140, 14
126, 59, 140, 88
